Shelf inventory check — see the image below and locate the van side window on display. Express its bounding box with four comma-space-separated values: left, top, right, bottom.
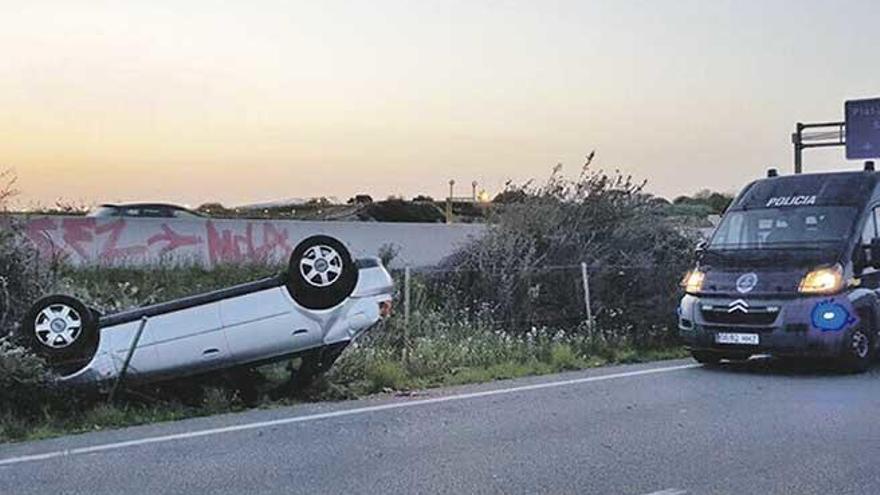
874, 207, 880, 240
863, 208, 879, 244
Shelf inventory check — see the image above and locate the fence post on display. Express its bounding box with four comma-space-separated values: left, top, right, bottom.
580, 262, 594, 338
403, 266, 411, 366
108, 316, 149, 403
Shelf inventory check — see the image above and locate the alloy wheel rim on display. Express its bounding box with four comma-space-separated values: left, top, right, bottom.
34, 304, 82, 349
852, 330, 869, 359
300, 245, 343, 288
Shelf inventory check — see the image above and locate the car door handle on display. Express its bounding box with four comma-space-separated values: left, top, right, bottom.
293, 329, 309, 336
202, 348, 221, 358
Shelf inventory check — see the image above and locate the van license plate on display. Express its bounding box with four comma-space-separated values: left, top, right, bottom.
715, 333, 759, 345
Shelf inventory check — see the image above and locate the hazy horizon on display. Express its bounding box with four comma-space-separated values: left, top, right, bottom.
2, 0, 879, 208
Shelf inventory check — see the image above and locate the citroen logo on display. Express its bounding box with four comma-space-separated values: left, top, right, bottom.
728, 299, 749, 313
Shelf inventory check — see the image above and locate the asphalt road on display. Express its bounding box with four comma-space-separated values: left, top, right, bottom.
4, 358, 880, 495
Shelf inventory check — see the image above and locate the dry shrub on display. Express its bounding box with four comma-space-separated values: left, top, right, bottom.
437, 155, 696, 346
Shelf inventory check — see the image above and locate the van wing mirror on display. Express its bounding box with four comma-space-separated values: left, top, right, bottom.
695, 240, 707, 261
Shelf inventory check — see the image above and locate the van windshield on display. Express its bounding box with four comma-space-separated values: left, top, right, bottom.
709, 206, 858, 250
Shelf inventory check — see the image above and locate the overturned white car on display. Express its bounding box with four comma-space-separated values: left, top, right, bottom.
22, 235, 393, 389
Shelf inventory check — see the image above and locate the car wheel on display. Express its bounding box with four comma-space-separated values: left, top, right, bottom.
691, 350, 722, 365
839, 323, 874, 373
22, 295, 99, 373
286, 235, 358, 310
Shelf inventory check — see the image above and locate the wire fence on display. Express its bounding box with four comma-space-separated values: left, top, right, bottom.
381, 261, 681, 353
3, 259, 684, 406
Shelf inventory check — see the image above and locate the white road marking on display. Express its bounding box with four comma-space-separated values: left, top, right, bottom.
642, 489, 687, 495
0, 362, 700, 467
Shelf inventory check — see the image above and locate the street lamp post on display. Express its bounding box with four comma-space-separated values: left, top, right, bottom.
446, 180, 455, 224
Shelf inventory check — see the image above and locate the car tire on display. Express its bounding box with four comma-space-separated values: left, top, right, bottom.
839, 322, 874, 373
691, 350, 722, 365
286, 235, 358, 310
22, 295, 99, 373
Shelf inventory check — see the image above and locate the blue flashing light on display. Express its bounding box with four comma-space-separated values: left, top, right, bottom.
810, 299, 856, 332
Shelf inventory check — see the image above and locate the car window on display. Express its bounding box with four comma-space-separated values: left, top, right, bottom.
86, 206, 121, 218
172, 210, 201, 219
138, 208, 173, 218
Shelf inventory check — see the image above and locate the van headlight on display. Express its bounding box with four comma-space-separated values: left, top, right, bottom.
681, 269, 705, 295
799, 265, 844, 295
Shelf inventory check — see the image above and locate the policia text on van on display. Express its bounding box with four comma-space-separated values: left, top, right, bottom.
679, 165, 880, 371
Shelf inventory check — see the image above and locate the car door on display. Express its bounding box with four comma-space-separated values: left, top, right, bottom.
148, 302, 231, 376
220, 286, 323, 365
102, 319, 161, 379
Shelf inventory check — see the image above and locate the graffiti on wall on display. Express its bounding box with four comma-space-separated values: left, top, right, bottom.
22, 217, 294, 266
14, 215, 485, 268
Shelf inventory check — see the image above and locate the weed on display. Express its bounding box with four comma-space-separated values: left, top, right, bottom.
365, 359, 409, 392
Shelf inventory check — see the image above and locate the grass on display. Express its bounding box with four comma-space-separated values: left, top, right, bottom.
0, 266, 688, 444
0, 339, 687, 444
336, 340, 688, 393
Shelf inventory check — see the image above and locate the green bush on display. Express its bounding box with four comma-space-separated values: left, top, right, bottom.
0, 338, 57, 417
549, 343, 582, 371
0, 225, 57, 341
201, 387, 239, 415
0, 411, 29, 442
435, 158, 695, 347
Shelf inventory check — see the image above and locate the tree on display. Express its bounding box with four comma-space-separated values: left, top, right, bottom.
673, 189, 733, 213
347, 195, 373, 204
196, 203, 229, 217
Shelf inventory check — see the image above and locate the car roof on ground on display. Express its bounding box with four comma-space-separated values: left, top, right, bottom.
93, 203, 204, 217
99, 203, 193, 210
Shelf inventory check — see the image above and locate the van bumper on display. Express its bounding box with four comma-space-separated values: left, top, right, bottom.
677, 294, 859, 358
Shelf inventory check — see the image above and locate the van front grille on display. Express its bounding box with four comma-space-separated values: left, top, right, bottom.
700, 306, 779, 326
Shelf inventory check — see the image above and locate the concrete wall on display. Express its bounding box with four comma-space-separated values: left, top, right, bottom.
17, 216, 485, 268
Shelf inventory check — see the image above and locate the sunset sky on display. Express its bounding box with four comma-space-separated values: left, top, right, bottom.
2, 0, 879, 208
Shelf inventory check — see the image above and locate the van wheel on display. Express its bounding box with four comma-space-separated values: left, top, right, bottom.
286, 235, 358, 310
691, 350, 721, 365
22, 295, 99, 373
721, 352, 751, 362
839, 324, 874, 373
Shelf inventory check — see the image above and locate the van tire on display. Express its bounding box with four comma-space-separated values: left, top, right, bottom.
839, 322, 874, 373
691, 350, 722, 365
286, 236, 358, 310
